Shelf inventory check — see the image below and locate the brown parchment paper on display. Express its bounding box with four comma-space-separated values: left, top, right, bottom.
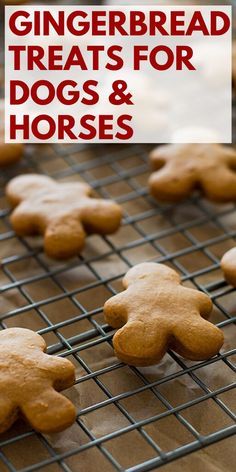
0, 156, 235, 471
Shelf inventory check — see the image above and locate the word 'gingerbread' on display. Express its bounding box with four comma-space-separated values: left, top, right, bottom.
104, 263, 224, 366
6, 174, 122, 259
0, 328, 76, 434
0, 100, 23, 166
221, 247, 236, 287
149, 144, 236, 202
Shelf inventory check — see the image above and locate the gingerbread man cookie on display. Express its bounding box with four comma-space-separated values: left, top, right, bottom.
104, 263, 224, 366
149, 144, 236, 202
221, 247, 236, 287
0, 100, 23, 166
0, 328, 76, 434
6, 174, 122, 259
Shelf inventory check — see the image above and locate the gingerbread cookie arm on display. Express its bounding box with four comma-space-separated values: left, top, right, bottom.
149, 144, 196, 201
221, 247, 236, 286
171, 318, 224, 361
45, 216, 86, 259
40, 354, 76, 391
149, 165, 195, 202
150, 144, 188, 168
81, 200, 122, 235
9, 202, 46, 236
104, 293, 128, 328
21, 388, 76, 434
6, 174, 56, 206
149, 146, 168, 170
181, 287, 213, 320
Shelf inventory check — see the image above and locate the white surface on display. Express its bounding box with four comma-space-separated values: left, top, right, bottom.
5, 5, 232, 143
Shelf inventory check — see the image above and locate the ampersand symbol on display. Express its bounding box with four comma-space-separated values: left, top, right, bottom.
109, 80, 134, 105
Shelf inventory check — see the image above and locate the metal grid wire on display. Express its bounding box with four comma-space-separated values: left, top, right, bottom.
0, 5, 236, 472
0, 140, 235, 472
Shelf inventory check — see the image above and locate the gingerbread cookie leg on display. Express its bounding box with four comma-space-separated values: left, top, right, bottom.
21, 389, 76, 434
149, 167, 195, 202
81, 200, 123, 235
221, 247, 236, 286
10, 203, 46, 236
113, 321, 169, 366
0, 398, 17, 434
201, 168, 236, 202
171, 319, 224, 361
45, 216, 86, 259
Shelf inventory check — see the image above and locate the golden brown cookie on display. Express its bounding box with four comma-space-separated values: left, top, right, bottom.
149, 144, 236, 202
104, 262, 224, 366
0, 100, 23, 167
0, 327, 76, 434
221, 247, 236, 287
6, 174, 122, 259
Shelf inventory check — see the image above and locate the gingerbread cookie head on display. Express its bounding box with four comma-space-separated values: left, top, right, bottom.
221, 247, 236, 287
104, 262, 224, 366
123, 261, 180, 287
0, 327, 76, 434
0, 100, 23, 167
149, 144, 236, 202
6, 174, 122, 259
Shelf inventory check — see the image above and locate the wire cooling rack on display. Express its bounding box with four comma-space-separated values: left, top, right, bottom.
0, 3, 236, 471
0, 140, 235, 472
